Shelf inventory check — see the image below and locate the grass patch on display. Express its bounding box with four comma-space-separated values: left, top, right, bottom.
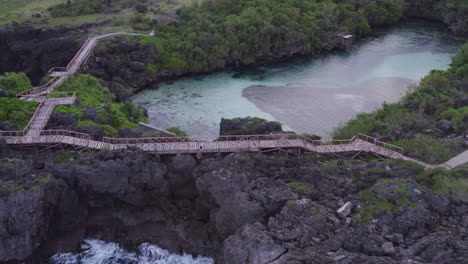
320, 160, 341, 174
54, 150, 77, 164
0, 97, 38, 130
355, 180, 414, 223
53, 74, 146, 136
393, 134, 464, 164
0, 0, 195, 30
0, 161, 16, 169
289, 181, 307, 192
416, 165, 468, 203
167, 127, 188, 137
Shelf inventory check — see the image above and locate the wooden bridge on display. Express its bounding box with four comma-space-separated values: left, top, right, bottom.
4, 31, 467, 169
3, 132, 404, 159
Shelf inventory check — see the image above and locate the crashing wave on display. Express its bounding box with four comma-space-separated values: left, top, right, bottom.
50, 239, 213, 264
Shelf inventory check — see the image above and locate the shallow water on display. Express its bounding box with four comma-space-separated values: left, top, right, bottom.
132, 20, 464, 139
50, 239, 213, 264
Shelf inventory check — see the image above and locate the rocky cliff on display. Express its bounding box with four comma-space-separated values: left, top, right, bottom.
0, 140, 467, 263
0, 27, 83, 85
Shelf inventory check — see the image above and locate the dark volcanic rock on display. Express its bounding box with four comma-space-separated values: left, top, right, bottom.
0, 151, 467, 263
130, 61, 146, 72
223, 223, 287, 264
0, 27, 81, 85
436, 119, 453, 133
0, 182, 60, 262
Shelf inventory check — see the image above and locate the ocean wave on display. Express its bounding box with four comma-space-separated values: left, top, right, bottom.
50, 239, 213, 264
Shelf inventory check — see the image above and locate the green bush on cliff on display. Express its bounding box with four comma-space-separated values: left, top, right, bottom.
406, 0, 468, 35
0, 98, 38, 130
167, 127, 188, 137
48, 0, 109, 17
0, 72, 32, 96
53, 74, 146, 136
334, 43, 468, 163
54, 74, 114, 107
127, 0, 408, 75
416, 165, 468, 203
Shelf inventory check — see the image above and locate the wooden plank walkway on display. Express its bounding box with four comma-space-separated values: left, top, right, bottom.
1, 30, 421, 164
25, 97, 76, 137
3, 134, 405, 159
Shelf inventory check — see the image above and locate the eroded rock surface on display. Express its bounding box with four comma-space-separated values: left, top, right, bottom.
0, 148, 467, 263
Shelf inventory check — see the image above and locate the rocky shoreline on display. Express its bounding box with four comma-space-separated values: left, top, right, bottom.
0, 139, 466, 263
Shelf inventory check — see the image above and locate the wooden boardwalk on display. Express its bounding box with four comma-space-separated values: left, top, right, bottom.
1, 30, 413, 161
2, 133, 405, 159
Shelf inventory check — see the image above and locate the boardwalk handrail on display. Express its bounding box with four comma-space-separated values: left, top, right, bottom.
102, 134, 353, 146
66, 38, 93, 70
40, 130, 92, 139
47, 91, 76, 98
103, 136, 191, 144
355, 133, 404, 154
48, 67, 68, 76
17, 77, 59, 97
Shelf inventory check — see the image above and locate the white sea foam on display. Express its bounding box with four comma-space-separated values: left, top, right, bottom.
50, 239, 214, 264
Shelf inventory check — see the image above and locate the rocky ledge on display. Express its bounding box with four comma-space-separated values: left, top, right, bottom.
0, 139, 467, 263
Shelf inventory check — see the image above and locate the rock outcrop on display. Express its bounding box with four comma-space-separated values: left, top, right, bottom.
0, 149, 467, 263
219, 116, 283, 135
0, 27, 81, 85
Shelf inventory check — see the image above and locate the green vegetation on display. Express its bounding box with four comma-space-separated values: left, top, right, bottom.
334, 43, 468, 163
320, 160, 341, 174
0, 161, 16, 169
289, 181, 307, 192
416, 165, 468, 203
48, 0, 113, 17
220, 116, 282, 135
0, 73, 38, 130
310, 203, 325, 219
0, 0, 195, 29
0, 98, 38, 130
53, 74, 147, 136
406, 0, 468, 35
0, 72, 33, 96
54, 150, 77, 164
356, 189, 397, 222
355, 178, 418, 222
0, 181, 25, 197
166, 127, 188, 137
393, 134, 463, 164
129, 0, 409, 75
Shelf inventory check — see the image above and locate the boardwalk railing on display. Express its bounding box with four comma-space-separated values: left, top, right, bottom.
17, 76, 68, 98
17, 78, 58, 97
48, 67, 68, 76
66, 38, 93, 69
47, 91, 76, 99
354, 133, 403, 154
103, 136, 191, 144
102, 134, 354, 145
40, 130, 92, 139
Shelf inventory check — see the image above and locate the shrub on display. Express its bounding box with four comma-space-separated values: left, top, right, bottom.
416, 166, 468, 203
145, 63, 159, 74
393, 134, 463, 164
0, 72, 32, 95
289, 181, 306, 192
440, 107, 468, 132
167, 127, 188, 136
0, 98, 38, 130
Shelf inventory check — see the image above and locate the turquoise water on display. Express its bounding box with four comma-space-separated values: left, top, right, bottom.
132, 21, 464, 139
